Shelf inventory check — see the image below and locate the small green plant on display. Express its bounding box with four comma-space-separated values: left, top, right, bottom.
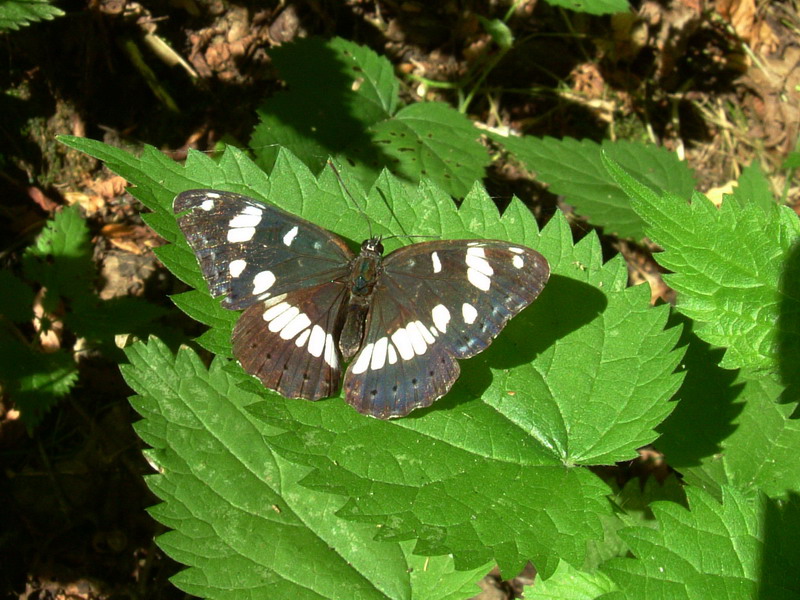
0, 0, 63, 31
0, 206, 167, 427
58, 30, 800, 600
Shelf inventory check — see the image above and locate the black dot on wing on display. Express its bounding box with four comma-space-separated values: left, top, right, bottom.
370, 389, 378, 396
412, 378, 418, 386
428, 370, 434, 377
283, 363, 288, 371
303, 373, 309, 380
266, 353, 271, 359
392, 385, 397, 392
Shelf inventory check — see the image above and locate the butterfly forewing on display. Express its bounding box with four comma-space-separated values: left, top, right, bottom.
343, 241, 550, 418
174, 189, 355, 400
174, 190, 354, 309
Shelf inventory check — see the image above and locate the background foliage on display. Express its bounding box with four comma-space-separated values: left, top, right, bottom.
2, 1, 799, 599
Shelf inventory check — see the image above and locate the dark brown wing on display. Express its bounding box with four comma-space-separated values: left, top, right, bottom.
343, 240, 549, 418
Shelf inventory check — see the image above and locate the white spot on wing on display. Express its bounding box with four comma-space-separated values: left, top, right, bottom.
241, 205, 262, 215
206, 192, 221, 199
406, 322, 427, 356
295, 328, 311, 348
323, 334, 337, 368
268, 306, 299, 333
229, 259, 246, 277
200, 199, 214, 211
307, 325, 326, 357
512, 255, 524, 269
229, 213, 262, 228
431, 251, 442, 273
462, 303, 478, 324
252, 270, 276, 295
283, 226, 299, 247
227, 227, 256, 243
467, 268, 491, 291
466, 247, 494, 275
391, 329, 415, 360
370, 337, 389, 371
432, 304, 451, 333
414, 320, 435, 344
263, 302, 291, 322
280, 312, 311, 340
509, 247, 524, 254
351, 343, 373, 374
387, 343, 398, 364
466, 247, 493, 290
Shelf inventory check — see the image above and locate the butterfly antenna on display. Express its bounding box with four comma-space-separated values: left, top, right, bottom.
326, 159, 375, 240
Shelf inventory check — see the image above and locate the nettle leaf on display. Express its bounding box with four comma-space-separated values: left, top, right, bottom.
491, 135, 696, 239
526, 560, 618, 598
245, 203, 682, 577
542, 0, 630, 16
123, 338, 491, 600
22, 205, 94, 311
0, 326, 78, 428
606, 155, 800, 373
0, 270, 34, 323
657, 325, 800, 501
584, 475, 688, 571
600, 486, 800, 599
731, 161, 776, 215
62, 139, 685, 579
250, 36, 488, 197
0, 0, 64, 31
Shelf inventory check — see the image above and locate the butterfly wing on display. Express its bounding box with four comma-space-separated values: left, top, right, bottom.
232, 283, 349, 400
343, 240, 550, 418
174, 189, 354, 309
174, 189, 356, 400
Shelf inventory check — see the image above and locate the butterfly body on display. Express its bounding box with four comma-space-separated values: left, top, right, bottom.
339, 239, 383, 361
174, 189, 550, 419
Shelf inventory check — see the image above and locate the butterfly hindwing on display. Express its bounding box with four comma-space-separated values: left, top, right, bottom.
343, 240, 550, 418
232, 282, 349, 400
174, 189, 354, 310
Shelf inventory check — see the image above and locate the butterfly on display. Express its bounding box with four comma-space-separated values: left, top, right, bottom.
173, 188, 550, 418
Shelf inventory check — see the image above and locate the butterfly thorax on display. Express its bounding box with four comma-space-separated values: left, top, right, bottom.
339, 238, 385, 360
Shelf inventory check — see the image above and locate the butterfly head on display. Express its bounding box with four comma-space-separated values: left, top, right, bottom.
361, 237, 384, 256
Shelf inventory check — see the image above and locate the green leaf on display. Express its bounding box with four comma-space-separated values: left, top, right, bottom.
606, 154, 800, 373
491, 135, 696, 239
478, 17, 514, 50
344, 102, 490, 199
0, 324, 78, 427
22, 205, 94, 310
0, 0, 64, 31
250, 36, 488, 197
601, 486, 800, 599
585, 475, 688, 570
542, 0, 630, 15
730, 161, 776, 215
526, 560, 618, 598
0, 270, 34, 322
63, 139, 685, 580
122, 337, 492, 600
657, 323, 800, 500
65, 295, 170, 354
